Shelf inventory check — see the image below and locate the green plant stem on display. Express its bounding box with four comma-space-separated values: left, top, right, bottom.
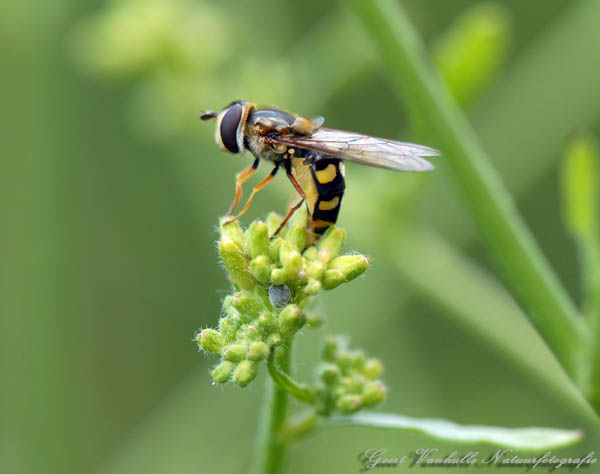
347, 0, 585, 379
582, 241, 600, 325
386, 226, 598, 420
267, 354, 317, 403
583, 240, 600, 408
251, 343, 292, 474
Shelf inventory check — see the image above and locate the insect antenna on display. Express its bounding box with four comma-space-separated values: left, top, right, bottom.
200, 111, 218, 121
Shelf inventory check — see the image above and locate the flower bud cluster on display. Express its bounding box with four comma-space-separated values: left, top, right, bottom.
317, 336, 387, 414
196, 211, 370, 387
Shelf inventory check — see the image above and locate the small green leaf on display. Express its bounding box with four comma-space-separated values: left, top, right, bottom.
322, 413, 582, 450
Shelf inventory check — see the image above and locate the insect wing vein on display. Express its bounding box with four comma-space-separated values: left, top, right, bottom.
272, 128, 438, 172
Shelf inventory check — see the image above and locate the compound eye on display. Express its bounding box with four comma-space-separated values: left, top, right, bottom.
219, 103, 243, 153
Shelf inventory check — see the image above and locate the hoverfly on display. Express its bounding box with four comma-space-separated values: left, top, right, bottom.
201, 101, 439, 243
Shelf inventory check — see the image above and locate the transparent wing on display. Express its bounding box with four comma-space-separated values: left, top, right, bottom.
272, 127, 439, 172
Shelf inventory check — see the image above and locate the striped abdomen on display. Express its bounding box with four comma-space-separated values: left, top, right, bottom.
291, 156, 345, 244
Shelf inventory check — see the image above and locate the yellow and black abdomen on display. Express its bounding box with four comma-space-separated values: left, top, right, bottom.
292, 155, 345, 244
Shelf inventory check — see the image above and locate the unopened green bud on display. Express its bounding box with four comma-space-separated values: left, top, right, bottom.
238, 323, 261, 342
223, 296, 241, 319
333, 386, 347, 400
248, 341, 270, 361
336, 394, 363, 414
286, 225, 307, 252
306, 260, 326, 280
341, 375, 365, 394
322, 336, 340, 362
303, 246, 319, 261
223, 294, 235, 309
306, 311, 325, 328
292, 205, 309, 228
266, 212, 284, 236
230, 291, 265, 321
280, 241, 302, 278
219, 219, 244, 246
362, 380, 387, 407
297, 269, 309, 284
318, 227, 346, 261
219, 237, 256, 291
337, 352, 355, 372
349, 350, 366, 370
250, 255, 271, 284
279, 304, 305, 336
258, 311, 277, 333
320, 364, 340, 385
223, 344, 247, 362
321, 269, 344, 290
222, 300, 238, 318
329, 254, 369, 277
363, 358, 384, 379
304, 279, 322, 295
197, 328, 223, 354
269, 237, 283, 262
232, 360, 258, 387
244, 221, 269, 258
267, 333, 282, 347
212, 361, 235, 383
270, 267, 287, 285
322, 255, 369, 289
218, 317, 238, 342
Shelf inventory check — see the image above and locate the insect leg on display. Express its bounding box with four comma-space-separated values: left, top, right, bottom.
227, 158, 260, 216
224, 164, 279, 224
285, 191, 299, 215
272, 169, 306, 238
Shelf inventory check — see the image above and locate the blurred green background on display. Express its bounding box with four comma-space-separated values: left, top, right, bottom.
3, 0, 600, 472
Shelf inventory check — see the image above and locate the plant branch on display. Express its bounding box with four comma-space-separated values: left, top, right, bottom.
347, 0, 585, 378
267, 353, 317, 403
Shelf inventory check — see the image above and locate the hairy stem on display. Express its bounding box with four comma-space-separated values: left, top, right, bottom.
347, 0, 585, 379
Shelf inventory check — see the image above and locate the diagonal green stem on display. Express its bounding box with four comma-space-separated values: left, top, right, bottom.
267, 354, 317, 403
347, 0, 585, 379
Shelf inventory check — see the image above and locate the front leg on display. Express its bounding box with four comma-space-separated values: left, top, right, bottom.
227, 158, 259, 216
224, 164, 280, 225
